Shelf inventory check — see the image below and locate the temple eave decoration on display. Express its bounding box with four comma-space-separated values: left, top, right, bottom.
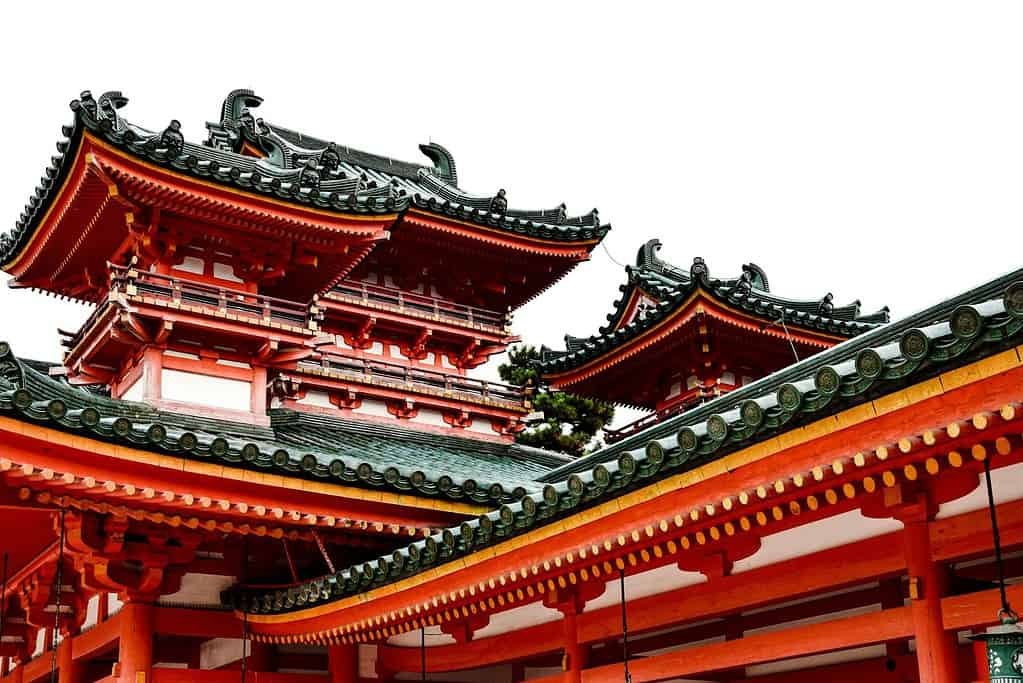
1, 87, 1021, 683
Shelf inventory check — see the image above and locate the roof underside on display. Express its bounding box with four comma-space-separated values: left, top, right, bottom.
0, 90, 609, 273
0, 348, 569, 505
239, 268, 1023, 615
541, 239, 890, 376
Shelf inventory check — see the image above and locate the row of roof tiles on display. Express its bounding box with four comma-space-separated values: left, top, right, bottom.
235, 271, 1023, 613
0, 349, 558, 505
540, 239, 890, 373
0, 89, 610, 269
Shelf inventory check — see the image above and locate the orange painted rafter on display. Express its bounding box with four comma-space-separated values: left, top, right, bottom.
0, 458, 451, 541
90, 136, 396, 234
0, 422, 484, 522
402, 212, 598, 258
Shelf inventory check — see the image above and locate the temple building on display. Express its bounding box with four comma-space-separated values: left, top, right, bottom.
541, 239, 890, 442
0, 89, 1020, 683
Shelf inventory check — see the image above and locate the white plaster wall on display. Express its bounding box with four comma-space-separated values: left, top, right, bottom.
465, 419, 495, 435
411, 408, 448, 428
584, 564, 706, 613
173, 256, 205, 275
353, 399, 391, 418
212, 262, 243, 283
473, 602, 561, 640
298, 390, 336, 409
161, 369, 251, 412
160, 573, 236, 607
937, 461, 1023, 519
731, 510, 902, 574
81, 594, 100, 630
200, 638, 249, 670
120, 370, 145, 402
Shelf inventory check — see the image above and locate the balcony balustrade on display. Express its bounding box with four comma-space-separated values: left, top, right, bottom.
328, 281, 508, 334
297, 353, 528, 411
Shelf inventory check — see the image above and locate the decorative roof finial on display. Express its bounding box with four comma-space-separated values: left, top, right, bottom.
818, 293, 834, 316
160, 120, 184, 156
72, 90, 97, 118
300, 159, 321, 189
690, 256, 710, 283
320, 143, 342, 175
97, 92, 129, 130
490, 189, 508, 215
419, 142, 458, 185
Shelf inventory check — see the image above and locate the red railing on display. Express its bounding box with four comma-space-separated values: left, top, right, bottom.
329, 280, 508, 333
110, 264, 319, 331
299, 353, 527, 409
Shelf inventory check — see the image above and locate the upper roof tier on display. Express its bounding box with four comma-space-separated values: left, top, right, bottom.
541, 239, 891, 380
1, 89, 609, 303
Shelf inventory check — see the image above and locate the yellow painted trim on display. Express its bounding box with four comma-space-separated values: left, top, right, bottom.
247, 346, 1023, 624
0, 414, 487, 515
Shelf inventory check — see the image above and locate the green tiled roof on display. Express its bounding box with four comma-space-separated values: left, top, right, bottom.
236, 270, 1023, 615
0, 90, 609, 269
0, 350, 568, 504
541, 239, 890, 374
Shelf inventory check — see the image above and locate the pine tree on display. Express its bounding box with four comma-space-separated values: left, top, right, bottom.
499, 345, 614, 457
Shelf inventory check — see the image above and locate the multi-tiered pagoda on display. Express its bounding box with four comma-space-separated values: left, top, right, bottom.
541, 239, 890, 441
0, 90, 1021, 683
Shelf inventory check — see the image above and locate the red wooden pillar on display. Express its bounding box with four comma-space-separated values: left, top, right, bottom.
57, 633, 83, 683
903, 519, 958, 683
327, 645, 358, 683
118, 602, 154, 683
560, 604, 585, 683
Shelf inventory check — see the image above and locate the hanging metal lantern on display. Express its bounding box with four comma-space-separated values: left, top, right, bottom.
973, 459, 1023, 682
973, 616, 1023, 683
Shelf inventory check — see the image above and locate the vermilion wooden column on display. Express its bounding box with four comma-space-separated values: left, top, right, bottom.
903, 519, 959, 683
118, 602, 154, 683
328, 645, 358, 683
559, 604, 586, 683
57, 633, 83, 683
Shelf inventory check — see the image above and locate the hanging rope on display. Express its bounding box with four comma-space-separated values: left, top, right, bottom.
776, 316, 801, 364
602, 242, 628, 269
619, 569, 632, 683
420, 626, 426, 681
49, 509, 66, 683
311, 531, 335, 574
983, 459, 1019, 624
281, 538, 299, 584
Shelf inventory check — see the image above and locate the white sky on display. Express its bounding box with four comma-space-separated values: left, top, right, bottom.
2, 2, 1021, 421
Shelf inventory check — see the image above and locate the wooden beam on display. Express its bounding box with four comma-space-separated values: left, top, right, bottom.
580, 606, 913, 682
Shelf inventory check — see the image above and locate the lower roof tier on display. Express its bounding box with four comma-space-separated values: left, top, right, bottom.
0, 345, 569, 506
